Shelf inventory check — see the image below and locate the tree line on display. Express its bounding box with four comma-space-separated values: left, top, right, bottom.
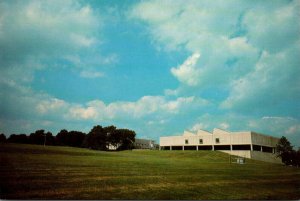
276, 136, 300, 167
0, 125, 136, 151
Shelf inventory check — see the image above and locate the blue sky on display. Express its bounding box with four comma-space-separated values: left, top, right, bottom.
0, 0, 300, 147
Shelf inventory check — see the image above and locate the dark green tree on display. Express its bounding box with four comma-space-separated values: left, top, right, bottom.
105, 125, 118, 147
29, 130, 45, 145
56, 129, 85, 147
116, 129, 136, 151
276, 136, 293, 165
56, 129, 69, 146
29, 130, 54, 146
82, 125, 107, 150
7, 134, 28, 144
67, 131, 86, 147
0, 133, 7, 143
45, 132, 55, 146
290, 149, 300, 167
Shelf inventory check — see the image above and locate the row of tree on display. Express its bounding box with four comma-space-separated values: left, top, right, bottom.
276, 136, 300, 167
0, 125, 136, 151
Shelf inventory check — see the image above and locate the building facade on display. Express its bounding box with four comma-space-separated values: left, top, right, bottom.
160, 128, 281, 163
134, 138, 156, 149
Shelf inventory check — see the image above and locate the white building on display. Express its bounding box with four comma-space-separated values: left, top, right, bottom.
160, 128, 281, 163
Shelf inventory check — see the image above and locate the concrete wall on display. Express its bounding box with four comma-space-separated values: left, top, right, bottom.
220, 150, 282, 164
230, 132, 252, 145
212, 129, 231, 145
160, 136, 186, 146
250, 151, 282, 164
221, 150, 251, 159
251, 132, 279, 147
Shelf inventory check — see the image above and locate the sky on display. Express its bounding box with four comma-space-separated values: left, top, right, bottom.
0, 0, 300, 147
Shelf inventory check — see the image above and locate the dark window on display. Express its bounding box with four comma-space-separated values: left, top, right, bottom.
199, 139, 203, 144
215, 138, 220, 143
185, 139, 189, 144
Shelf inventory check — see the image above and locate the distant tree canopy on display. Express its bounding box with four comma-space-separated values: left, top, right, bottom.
115, 129, 136, 151
276, 136, 300, 167
8, 134, 28, 144
82, 125, 136, 151
0, 133, 6, 143
56, 130, 85, 147
4, 124, 136, 151
29, 130, 55, 145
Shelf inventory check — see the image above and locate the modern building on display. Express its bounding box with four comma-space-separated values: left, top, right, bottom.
160, 128, 281, 163
134, 138, 157, 149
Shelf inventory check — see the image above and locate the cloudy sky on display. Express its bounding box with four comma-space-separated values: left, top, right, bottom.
1, 0, 299, 146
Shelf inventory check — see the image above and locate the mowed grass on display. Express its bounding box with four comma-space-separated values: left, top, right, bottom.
0, 143, 300, 200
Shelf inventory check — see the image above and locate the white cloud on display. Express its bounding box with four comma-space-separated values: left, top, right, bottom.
164, 88, 179, 96
262, 116, 296, 121
131, 0, 299, 117
36, 98, 67, 114
130, 0, 262, 89
0, 0, 104, 83
219, 122, 230, 130
243, 0, 300, 53
190, 123, 208, 132
68, 106, 98, 120
221, 44, 300, 114
80, 70, 104, 78
65, 95, 208, 121
171, 52, 201, 86
70, 33, 96, 47
286, 125, 300, 136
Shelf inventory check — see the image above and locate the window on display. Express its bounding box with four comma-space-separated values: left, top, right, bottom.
215, 138, 220, 143
185, 139, 189, 144
199, 139, 203, 144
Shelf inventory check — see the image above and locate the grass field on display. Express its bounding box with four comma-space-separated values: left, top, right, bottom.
0, 143, 299, 200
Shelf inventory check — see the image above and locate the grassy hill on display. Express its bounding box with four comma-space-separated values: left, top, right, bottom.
0, 143, 299, 200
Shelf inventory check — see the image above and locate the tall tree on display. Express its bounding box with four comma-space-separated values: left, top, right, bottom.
56, 129, 69, 146
0, 133, 7, 143
276, 136, 293, 165
104, 125, 117, 148
82, 125, 107, 150
29, 130, 54, 145
45, 132, 55, 146
29, 130, 45, 145
116, 129, 136, 151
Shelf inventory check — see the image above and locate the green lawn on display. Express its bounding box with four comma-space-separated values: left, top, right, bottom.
0, 143, 299, 200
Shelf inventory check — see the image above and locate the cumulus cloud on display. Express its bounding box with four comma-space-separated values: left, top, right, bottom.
131, 0, 300, 118
171, 52, 201, 86
65, 95, 209, 121
130, 0, 262, 89
221, 44, 300, 115
243, 0, 300, 53
0, 0, 103, 83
